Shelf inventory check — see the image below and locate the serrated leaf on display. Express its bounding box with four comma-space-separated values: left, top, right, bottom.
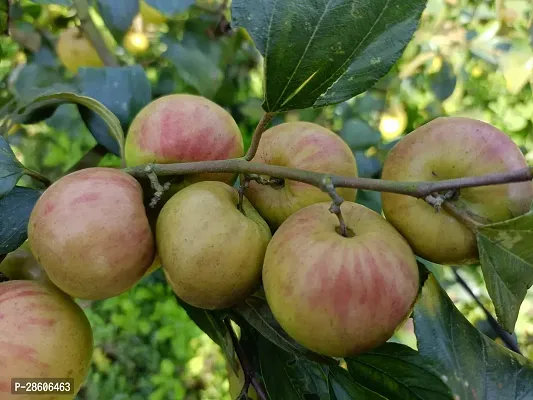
235, 292, 337, 365
340, 119, 381, 151
0, 187, 41, 255
175, 297, 236, 369
145, 0, 194, 15
346, 343, 453, 400
329, 366, 386, 400
77, 66, 149, 156
476, 212, 533, 332
258, 337, 330, 400
97, 0, 139, 41
162, 37, 224, 98
232, 0, 426, 112
414, 275, 533, 400
0, 136, 24, 197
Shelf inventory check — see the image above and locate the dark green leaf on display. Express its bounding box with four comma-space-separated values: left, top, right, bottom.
0, 136, 24, 197
340, 119, 381, 151
145, 0, 194, 15
346, 343, 453, 400
78, 66, 150, 155
477, 212, 533, 332
235, 292, 337, 365
329, 366, 386, 400
162, 37, 224, 98
97, 0, 139, 41
354, 151, 381, 178
414, 275, 533, 399
12, 64, 78, 104
0, 187, 41, 255
176, 298, 236, 369
429, 60, 456, 101
0, 0, 8, 35
27, 0, 71, 4
258, 336, 330, 400
356, 190, 382, 214
232, 0, 426, 112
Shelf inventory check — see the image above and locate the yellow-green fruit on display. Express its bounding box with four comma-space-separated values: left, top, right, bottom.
381, 117, 533, 265
263, 202, 419, 357
157, 181, 271, 309
246, 122, 358, 230
0, 242, 55, 290
125, 94, 244, 186
56, 27, 104, 73
227, 362, 257, 400
0, 280, 94, 399
28, 167, 155, 300
140, 1, 167, 25
123, 31, 150, 55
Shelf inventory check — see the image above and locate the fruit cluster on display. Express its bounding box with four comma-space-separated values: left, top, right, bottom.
2, 94, 532, 398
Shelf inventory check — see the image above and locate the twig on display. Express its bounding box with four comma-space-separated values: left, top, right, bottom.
124, 159, 533, 201
23, 168, 52, 187
244, 113, 275, 161
224, 319, 268, 400
453, 269, 521, 355
72, 0, 119, 67
237, 174, 250, 214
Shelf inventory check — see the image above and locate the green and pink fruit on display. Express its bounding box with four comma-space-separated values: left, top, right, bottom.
125, 94, 244, 187
263, 202, 419, 357
156, 181, 271, 309
246, 122, 358, 230
0, 280, 93, 398
28, 168, 155, 300
381, 117, 533, 265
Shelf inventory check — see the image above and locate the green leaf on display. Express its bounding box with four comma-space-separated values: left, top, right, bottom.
258, 336, 330, 400
0, 0, 8, 35
339, 119, 381, 151
145, 0, 194, 15
234, 292, 337, 365
97, 0, 139, 41
328, 366, 386, 399
162, 37, 224, 98
232, 0, 426, 112
27, 0, 71, 4
0, 137, 24, 197
413, 275, 533, 399
175, 298, 236, 370
77, 66, 151, 156
429, 60, 456, 101
346, 343, 453, 400
0, 187, 42, 255
499, 43, 533, 95
476, 212, 533, 332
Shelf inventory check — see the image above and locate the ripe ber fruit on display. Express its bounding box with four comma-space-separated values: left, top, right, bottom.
156, 181, 271, 309
263, 202, 419, 357
381, 117, 533, 265
56, 27, 104, 73
246, 122, 358, 229
28, 168, 155, 300
0, 280, 93, 398
125, 94, 244, 186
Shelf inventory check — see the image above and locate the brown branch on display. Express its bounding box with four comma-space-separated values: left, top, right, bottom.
23, 168, 52, 187
72, 0, 119, 67
244, 113, 275, 161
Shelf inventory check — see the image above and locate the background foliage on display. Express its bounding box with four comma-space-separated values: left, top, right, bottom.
1, 0, 532, 398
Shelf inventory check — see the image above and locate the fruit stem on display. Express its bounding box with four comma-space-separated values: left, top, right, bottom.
72, 0, 119, 67
23, 168, 52, 187
224, 318, 268, 400
145, 164, 170, 208
244, 112, 275, 161
442, 201, 485, 231
453, 269, 522, 354
124, 160, 533, 199
237, 174, 250, 215
321, 177, 352, 237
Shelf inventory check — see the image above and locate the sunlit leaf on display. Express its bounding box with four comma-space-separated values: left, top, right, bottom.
0, 137, 24, 197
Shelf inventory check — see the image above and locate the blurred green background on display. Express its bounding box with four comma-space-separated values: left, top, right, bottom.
1, 0, 532, 398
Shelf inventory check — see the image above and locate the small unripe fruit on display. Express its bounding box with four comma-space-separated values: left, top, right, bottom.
0, 280, 93, 398
56, 27, 104, 73
246, 122, 358, 229
125, 94, 244, 186
157, 181, 271, 309
123, 31, 150, 55
381, 117, 533, 265
263, 202, 419, 357
28, 168, 155, 300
